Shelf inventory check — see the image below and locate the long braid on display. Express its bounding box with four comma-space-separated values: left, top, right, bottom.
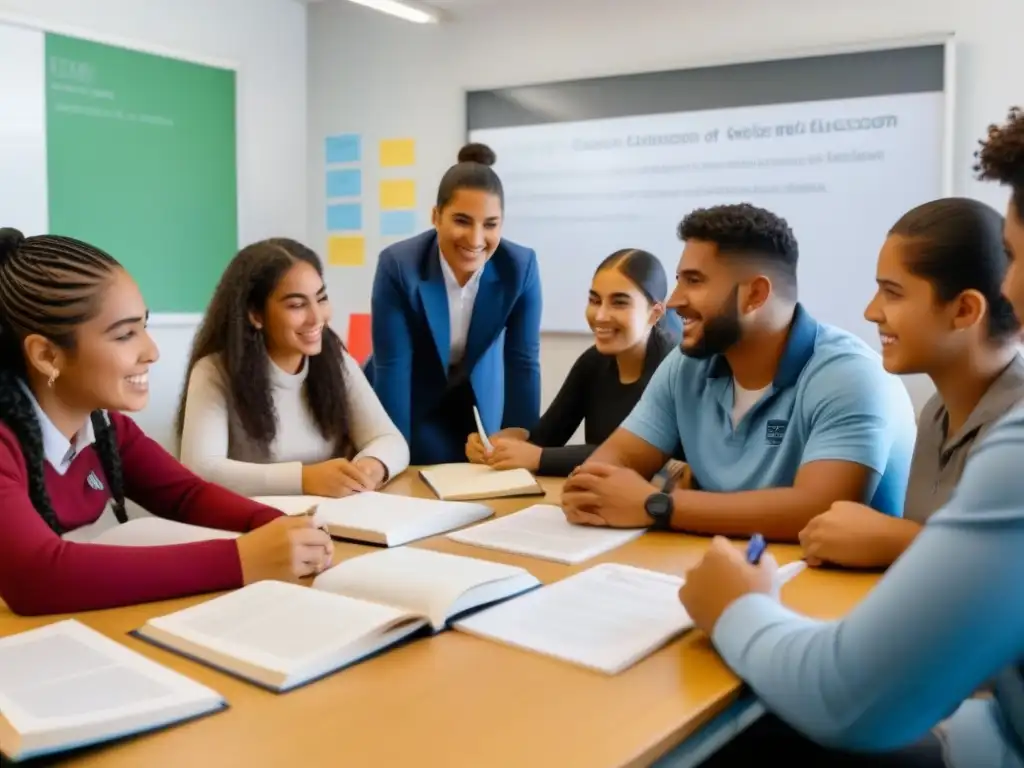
0, 227, 125, 533
91, 411, 127, 523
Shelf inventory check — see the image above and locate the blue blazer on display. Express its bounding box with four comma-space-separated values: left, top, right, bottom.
364, 230, 542, 464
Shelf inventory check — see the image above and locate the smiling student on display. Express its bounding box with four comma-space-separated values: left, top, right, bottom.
365, 143, 542, 465
561, 204, 916, 540
678, 106, 1024, 768
800, 197, 1023, 569
177, 238, 408, 498
466, 248, 676, 476
0, 228, 332, 616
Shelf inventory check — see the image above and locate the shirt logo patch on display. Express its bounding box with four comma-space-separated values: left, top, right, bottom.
766, 420, 788, 446
86, 471, 105, 491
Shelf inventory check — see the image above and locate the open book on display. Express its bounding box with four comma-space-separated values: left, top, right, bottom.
133, 547, 540, 692
0, 620, 225, 762
87, 517, 240, 546
252, 492, 493, 546
448, 504, 645, 564
420, 463, 545, 501
454, 560, 807, 675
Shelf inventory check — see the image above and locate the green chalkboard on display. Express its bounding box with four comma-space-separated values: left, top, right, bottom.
45, 33, 237, 313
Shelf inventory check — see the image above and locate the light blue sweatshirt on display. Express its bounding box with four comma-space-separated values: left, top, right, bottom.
712, 406, 1024, 768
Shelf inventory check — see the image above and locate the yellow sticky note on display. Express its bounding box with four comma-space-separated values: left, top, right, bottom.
326, 235, 365, 267
379, 138, 416, 167
380, 179, 416, 210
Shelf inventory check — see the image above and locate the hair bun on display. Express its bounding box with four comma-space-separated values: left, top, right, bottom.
458, 142, 496, 166
0, 228, 24, 267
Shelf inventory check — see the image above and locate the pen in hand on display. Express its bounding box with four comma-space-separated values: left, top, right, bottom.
745, 533, 767, 565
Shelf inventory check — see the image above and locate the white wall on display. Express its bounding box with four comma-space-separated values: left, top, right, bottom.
308, 0, 1024, 413
0, 0, 308, 447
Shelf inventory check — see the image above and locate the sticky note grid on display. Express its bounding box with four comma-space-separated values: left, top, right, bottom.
324, 132, 365, 266
378, 138, 417, 238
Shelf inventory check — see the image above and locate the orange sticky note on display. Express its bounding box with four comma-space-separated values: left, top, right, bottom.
326, 235, 365, 267
379, 138, 415, 167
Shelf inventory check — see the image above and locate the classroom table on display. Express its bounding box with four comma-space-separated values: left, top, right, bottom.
0, 471, 881, 767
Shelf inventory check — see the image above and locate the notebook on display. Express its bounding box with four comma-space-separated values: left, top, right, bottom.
454, 560, 807, 675
87, 517, 240, 546
447, 503, 645, 564
0, 620, 225, 762
252, 492, 493, 546
132, 547, 540, 692
419, 463, 545, 501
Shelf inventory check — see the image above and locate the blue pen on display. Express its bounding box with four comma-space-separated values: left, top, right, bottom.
746, 533, 767, 564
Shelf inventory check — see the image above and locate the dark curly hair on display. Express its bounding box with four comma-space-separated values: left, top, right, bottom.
0, 228, 127, 534
975, 106, 1024, 221
677, 203, 799, 299
175, 238, 354, 458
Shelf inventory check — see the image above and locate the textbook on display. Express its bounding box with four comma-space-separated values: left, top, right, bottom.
454, 560, 808, 675
419, 463, 545, 502
0, 620, 225, 762
133, 547, 540, 692
447, 503, 645, 564
252, 492, 493, 546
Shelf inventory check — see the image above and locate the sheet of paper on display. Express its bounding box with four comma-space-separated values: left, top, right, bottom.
250, 495, 333, 516
145, 581, 412, 674
448, 504, 644, 564
89, 517, 239, 546
313, 547, 533, 629
454, 563, 690, 675
0, 620, 219, 732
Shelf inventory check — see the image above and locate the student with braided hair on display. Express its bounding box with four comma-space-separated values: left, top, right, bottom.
0, 228, 333, 616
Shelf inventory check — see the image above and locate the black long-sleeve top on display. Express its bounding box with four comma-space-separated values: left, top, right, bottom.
529, 330, 676, 476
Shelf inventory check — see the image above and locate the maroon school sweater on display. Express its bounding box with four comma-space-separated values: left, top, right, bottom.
0, 410, 282, 616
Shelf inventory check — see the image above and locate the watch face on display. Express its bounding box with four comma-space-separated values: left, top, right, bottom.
646, 493, 670, 517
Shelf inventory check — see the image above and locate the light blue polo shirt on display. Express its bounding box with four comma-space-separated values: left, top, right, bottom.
621, 304, 916, 516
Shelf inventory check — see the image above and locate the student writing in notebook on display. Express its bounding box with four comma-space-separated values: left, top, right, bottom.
800, 197, 1024, 569
465, 248, 677, 476
0, 230, 332, 616
177, 239, 409, 498
364, 143, 542, 464
677, 108, 1024, 768
560, 204, 916, 540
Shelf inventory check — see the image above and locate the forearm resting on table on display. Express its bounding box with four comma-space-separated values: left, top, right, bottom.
586, 429, 669, 479
668, 487, 831, 541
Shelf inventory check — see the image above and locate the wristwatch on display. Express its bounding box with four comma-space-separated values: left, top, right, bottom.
644, 492, 674, 530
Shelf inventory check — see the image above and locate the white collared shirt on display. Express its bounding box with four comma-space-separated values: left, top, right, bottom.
438, 248, 483, 367
19, 380, 96, 475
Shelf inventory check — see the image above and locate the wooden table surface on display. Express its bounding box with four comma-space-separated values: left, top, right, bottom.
0, 471, 880, 767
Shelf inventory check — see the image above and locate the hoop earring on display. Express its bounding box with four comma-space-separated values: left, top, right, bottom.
47, 369, 59, 388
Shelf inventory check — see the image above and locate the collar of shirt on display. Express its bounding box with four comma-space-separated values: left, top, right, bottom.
438, 248, 484, 298
18, 380, 97, 475
937, 353, 1024, 456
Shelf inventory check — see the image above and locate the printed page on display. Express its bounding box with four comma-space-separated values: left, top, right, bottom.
313, 492, 492, 545
250, 495, 333, 516
144, 581, 414, 676
313, 547, 534, 629
447, 504, 644, 564
90, 517, 239, 546
422, 464, 538, 499
454, 563, 690, 675
0, 619, 221, 734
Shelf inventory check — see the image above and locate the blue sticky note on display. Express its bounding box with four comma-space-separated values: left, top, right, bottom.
326, 169, 361, 198
326, 203, 362, 232
380, 209, 416, 237
325, 134, 360, 164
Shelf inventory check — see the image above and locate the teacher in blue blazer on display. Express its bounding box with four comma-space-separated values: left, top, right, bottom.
365, 143, 542, 465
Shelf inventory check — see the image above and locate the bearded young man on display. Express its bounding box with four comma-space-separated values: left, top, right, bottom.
561, 203, 917, 541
